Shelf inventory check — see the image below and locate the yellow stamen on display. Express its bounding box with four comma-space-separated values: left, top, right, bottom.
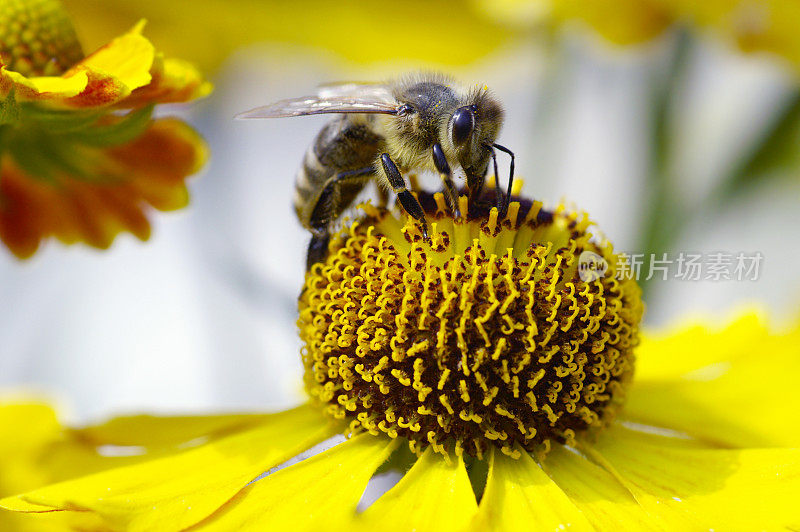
299, 190, 643, 457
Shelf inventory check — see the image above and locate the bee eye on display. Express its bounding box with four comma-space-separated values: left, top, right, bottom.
452, 106, 475, 147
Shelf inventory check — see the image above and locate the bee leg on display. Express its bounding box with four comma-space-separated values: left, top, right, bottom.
308, 166, 374, 228
488, 145, 505, 218
306, 230, 331, 271
432, 143, 461, 219
380, 153, 429, 241
492, 143, 515, 220
305, 166, 373, 269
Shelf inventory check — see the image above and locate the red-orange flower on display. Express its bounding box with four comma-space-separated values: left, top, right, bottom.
0, 1, 210, 258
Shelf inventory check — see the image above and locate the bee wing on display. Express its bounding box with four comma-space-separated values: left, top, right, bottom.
315, 81, 389, 98
236, 84, 398, 119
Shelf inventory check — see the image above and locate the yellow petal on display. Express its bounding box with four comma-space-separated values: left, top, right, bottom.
627, 311, 800, 447
74, 412, 271, 448
161, 57, 213, 100
0, 510, 109, 532
674, 0, 800, 67
361, 448, 476, 532
195, 434, 398, 531
0, 403, 61, 506
586, 424, 800, 530
77, 20, 154, 92
551, 0, 672, 45
41, 412, 276, 485
0, 403, 61, 452
0, 403, 113, 531
543, 444, 661, 531
472, 446, 593, 532
1, 405, 336, 532
1, 68, 88, 99
123, 55, 212, 107
3, 21, 155, 108
0, 401, 159, 501
61, 0, 519, 71
634, 311, 768, 381
1, 498, 57, 513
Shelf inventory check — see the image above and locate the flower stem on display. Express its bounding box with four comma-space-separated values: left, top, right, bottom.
638, 36, 800, 301
712, 89, 800, 204
637, 29, 691, 299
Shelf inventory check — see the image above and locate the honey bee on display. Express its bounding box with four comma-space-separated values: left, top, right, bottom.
238, 72, 515, 268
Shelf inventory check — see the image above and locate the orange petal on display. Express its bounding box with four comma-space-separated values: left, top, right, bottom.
0, 159, 52, 258
0, 118, 206, 257
107, 118, 207, 211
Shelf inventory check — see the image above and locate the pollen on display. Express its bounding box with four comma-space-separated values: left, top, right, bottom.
298, 190, 643, 458
0, 0, 84, 76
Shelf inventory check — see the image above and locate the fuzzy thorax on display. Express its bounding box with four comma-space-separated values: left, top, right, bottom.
298, 191, 643, 458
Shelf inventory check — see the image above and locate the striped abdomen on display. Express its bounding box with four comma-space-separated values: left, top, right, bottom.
293, 115, 384, 231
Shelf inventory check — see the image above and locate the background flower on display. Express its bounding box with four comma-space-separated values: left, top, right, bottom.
484, 0, 800, 70
59, 0, 522, 72
1, 2, 211, 258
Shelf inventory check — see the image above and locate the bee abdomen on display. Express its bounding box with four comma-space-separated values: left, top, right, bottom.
293, 116, 384, 231
293, 150, 332, 229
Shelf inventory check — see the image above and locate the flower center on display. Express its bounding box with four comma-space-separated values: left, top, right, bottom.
0, 0, 83, 76
298, 191, 643, 458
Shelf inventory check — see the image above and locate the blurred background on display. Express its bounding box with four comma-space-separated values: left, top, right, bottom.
2, 0, 799, 424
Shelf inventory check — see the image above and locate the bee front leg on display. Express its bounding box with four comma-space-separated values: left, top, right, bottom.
492, 143, 515, 220
380, 154, 429, 241
432, 143, 461, 219
490, 146, 504, 215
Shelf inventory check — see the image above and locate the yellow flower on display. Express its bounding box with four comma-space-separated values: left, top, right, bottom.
483, 0, 800, 69
300, 192, 643, 458
673, 0, 800, 67
0, 0, 211, 258
475, 0, 674, 44
2, 194, 799, 531
59, 0, 522, 72
0, 401, 141, 531
0, 400, 270, 531
554, 0, 674, 45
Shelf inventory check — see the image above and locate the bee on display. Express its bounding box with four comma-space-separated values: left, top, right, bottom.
238, 72, 515, 268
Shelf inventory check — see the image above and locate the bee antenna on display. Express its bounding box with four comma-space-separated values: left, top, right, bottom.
492, 143, 515, 217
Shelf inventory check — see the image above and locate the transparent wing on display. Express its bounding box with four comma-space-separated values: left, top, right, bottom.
236, 83, 398, 119
315, 81, 390, 99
